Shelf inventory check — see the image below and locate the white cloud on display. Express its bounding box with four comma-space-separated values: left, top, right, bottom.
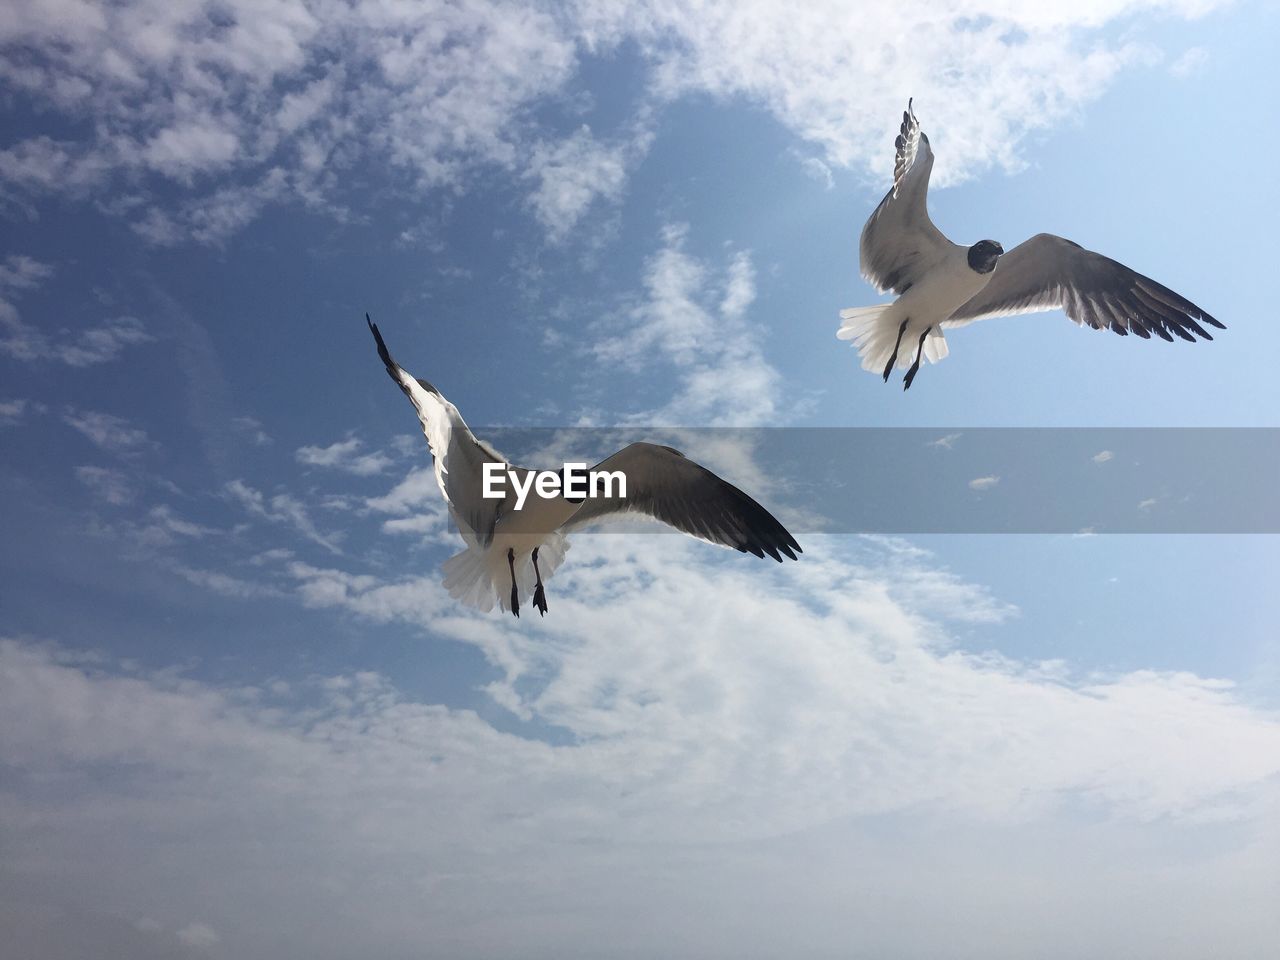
3, 313, 153, 367
175, 922, 219, 949
594, 225, 782, 428
379, 502, 455, 544
795, 153, 835, 189
0, 398, 40, 427
75, 465, 136, 505
225, 479, 342, 553
53, 316, 153, 367
1093, 450, 1114, 463
232, 415, 272, 447
296, 436, 392, 476
0, 0, 1230, 242
1, 534, 1278, 957
1169, 46, 1209, 77
0, 254, 54, 292
525, 125, 640, 242
173, 565, 282, 600
1139, 497, 1158, 510
0, 257, 153, 365
145, 505, 213, 540
365, 465, 445, 516
969, 474, 1001, 491
62, 409, 151, 454
363, 467, 459, 542
143, 116, 241, 182
719, 250, 756, 320
249, 547, 294, 566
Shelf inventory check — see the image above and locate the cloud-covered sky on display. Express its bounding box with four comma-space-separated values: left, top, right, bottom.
3, 1, 1279, 957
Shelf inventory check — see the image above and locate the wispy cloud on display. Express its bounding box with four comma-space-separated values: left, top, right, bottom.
173, 565, 281, 600
969, 475, 1001, 491
594, 224, 782, 428
232, 416, 272, 447
1092, 450, 1114, 464
364, 466, 441, 516
75, 465, 136, 505
0, 254, 53, 292
2, 533, 1277, 955
1169, 46, 1209, 77
62, 409, 151, 454
175, 922, 219, 950
794, 152, 835, 189
525, 125, 646, 242
145, 505, 214, 540
59, 318, 153, 367
0, 1, 1227, 243
296, 436, 392, 476
3, 314, 153, 367
225, 479, 342, 554
0, 397, 42, 427
1, 255, 153, 365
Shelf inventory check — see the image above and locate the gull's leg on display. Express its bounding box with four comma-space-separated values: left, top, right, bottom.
507, 547, 520, 618
531, 546, 548, 617
883, 318, 909, 382
903, 326, 932, 391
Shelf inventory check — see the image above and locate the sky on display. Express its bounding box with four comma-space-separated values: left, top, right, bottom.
2, 1, 1279, 957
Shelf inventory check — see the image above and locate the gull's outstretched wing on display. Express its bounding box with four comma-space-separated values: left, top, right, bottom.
860, 99, 957, 295
367, 316, 508, 544
565, 442, 801, 562
944, 234, 1224, 341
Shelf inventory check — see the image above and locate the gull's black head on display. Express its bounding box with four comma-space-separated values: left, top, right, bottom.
967, 239, 1004, 274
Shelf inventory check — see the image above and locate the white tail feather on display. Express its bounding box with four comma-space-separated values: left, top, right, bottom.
441, 542, 496, 612
837, 304, 949, 372
923, 329, 949, 363
441, 533, 571, 613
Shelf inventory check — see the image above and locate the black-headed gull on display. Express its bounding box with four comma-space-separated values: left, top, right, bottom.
368, 317, 800, 617
839, 100, 1223, 389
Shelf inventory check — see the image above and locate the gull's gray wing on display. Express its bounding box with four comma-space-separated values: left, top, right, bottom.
565, 442, 801, 562
944, 234, 1224, 341
367, 316, 508, 545
860, 100, 957, 295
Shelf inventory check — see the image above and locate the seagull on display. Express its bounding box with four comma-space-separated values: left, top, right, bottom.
367, 317, 801, 617
838, 100, 1224, 389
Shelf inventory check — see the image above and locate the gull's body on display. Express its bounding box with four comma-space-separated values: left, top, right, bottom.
367, 317, 800, 617
838, 101, 1223, 389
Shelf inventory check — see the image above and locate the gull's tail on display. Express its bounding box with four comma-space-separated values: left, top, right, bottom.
837, 304, 949, 373
441, 533, 571, 614
441, 542, 498, 613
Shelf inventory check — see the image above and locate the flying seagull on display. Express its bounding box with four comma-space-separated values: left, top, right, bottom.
367, 317, 800, 617
838, 100, 1223, 389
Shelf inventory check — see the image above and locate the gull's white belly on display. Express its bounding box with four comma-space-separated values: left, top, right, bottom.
896, 251, 991, 327
491, 493, 580, 548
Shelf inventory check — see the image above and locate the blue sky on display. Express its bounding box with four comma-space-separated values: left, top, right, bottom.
2, 1, 1279, 957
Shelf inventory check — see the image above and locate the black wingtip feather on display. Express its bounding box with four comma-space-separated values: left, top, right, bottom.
367, 313, 391, 364
367, 314, 410, 390
722, 484, 803, 564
